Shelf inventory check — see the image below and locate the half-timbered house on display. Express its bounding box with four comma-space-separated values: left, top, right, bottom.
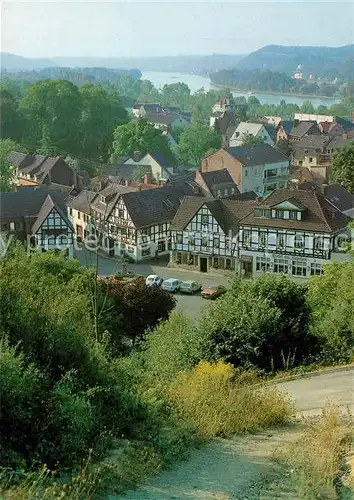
238, 189, 352, 278
170, 197, 256, 273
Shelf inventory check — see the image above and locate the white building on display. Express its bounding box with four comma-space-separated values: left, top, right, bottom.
238, 189, 352, 278
229, 122, 275, 147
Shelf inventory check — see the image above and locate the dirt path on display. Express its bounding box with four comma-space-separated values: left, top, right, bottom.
111, 424, 303, 500
109, 369, 354, 499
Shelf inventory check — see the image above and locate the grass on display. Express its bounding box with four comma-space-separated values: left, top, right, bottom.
279, 407, 354, 499
167, 361, 294, 438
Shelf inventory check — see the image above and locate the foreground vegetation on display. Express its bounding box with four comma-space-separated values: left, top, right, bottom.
1, 246, 354, 497
280, 408, 354, 499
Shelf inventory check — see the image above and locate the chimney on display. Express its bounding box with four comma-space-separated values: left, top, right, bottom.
133, 150, 141, 162
144, 173, 151, 185
343, 132, 348, 140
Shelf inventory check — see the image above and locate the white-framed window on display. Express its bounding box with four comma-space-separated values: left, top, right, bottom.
289, 210, 298, 220
314, 236, 324, 250
256, 256, 271, 272
176, 234, 183, 244
259, 232, 267, 247
213, 235, 220, 248
277, 233, 285, 248
201, 214, 208, 225
310, 262, 323, 276
188, 235, 195, 247
274, 257, 288, 274
292, 259, 307, 277
275, 210, 285, 219
294, 234, 304, 248
10, 222, 15, 231
69, 208, 73, 216
201, 236, 208, 247
243, 229, 251, 245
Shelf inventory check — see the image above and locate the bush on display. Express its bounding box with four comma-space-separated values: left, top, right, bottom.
308, 261, 354, 364
167, 361, 293, 437
280, 407, 353, 498
199, 275, 316, 371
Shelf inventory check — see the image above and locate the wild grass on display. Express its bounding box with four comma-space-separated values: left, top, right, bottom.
280, 407, 353, 499
167, 361, 294, 438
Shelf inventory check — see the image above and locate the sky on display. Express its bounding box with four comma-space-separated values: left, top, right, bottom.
1, 0, 354, 59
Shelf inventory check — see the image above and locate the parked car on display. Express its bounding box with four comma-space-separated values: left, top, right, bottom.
146, 275, 163, 287
180, 280, 202, 294
201, 284, 226, 299
162, 278, 183, 293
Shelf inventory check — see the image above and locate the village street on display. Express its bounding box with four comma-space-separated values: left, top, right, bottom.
74, 247, 231, 319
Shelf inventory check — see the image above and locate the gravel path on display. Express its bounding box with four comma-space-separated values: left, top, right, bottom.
111, 425, 304, 500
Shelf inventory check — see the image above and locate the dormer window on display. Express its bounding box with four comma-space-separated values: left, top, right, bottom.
100, 195, 106, 204
254, 208, 271, 218
289, 210, 298, 220
275, 210, 285, 219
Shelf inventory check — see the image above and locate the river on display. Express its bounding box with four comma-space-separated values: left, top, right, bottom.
141, 70, 340, 107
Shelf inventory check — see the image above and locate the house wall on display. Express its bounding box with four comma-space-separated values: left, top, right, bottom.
68, 207, 90, 241
294, 113, 334, 123
124, 154, 172, 182
229, 125, 274, 147
276, 127, 288, 143
202, 150, 242, 186
34, 208, 74, 258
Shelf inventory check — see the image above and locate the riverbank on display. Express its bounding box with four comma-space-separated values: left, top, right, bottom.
211, 80, 340, 101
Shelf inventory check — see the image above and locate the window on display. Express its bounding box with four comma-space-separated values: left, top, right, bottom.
78, 211, 81, 220
118, 209, 124, 218
158, 224, 164, 232
176, 234, 183, 244
244, 169, 248, 177
224, 189, 228, 196
243, 229, 251, 245
121, 228, 127, 235
188, 235, 195, 247
274, 257, 288, 274
294, 234, 304, 248
212, 257, 219, 268
213, 235, 220, 248
259, 232, 267, 247
158, 241, 166, 252
292, 259, 307, 277
201, 236, 208, 247
314, 236, 324, 250
289, 210, 298, 220
309, 157, 313, 163
217, 190, 222, 198
254, 208, 271, 218
277, 233, 285, 248
256, 256, 270, 272
275, 210, 285, 219
310, 263, 323, 276
201, 214, 208, 225
127, 246, 134, 254
10, 222, 15, 231
142, 247, 151, 257
69, 208, 73, 216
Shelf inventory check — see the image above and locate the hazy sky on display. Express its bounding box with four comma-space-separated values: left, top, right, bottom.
1, 0, 354, 58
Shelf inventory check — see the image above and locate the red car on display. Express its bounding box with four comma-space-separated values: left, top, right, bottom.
201, 285, 226, 299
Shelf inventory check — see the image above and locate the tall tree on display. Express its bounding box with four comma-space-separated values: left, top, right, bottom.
176, 123, 221, 167
331, 142, 354, 193
19, 79, 82, 156
0, 139, 27, 192
79, 84, 128, 162
110, 119, 174, 163
0, 89, 23, 141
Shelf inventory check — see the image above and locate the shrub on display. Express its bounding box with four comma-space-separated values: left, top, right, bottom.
280, 407, 353, 499
167, 361, 293, 437
199, 275, 316, 371
308, 261, 354, 364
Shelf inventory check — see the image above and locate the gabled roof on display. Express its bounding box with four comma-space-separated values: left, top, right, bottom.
0, 186, 67, 222
68, 190, 97, 213
199, 169, 238, 192
290, 121, 318, 139
133, 103, 161, 112
148, 151, 175, 168
214, 111, 237, 136
143, 112, 188, 126
170, 196, 255, 233
8, 152, 32, 168
292, 135, 332, 155
224, 144, 289, 166
120, 185, 193, 228
278, 120, 294, 135
227, 190, 258, 201
31, 195, 74, 235
326, 133, 354, 151
233, 122, 264, 138
324, 184, 354, 214
239, 188, 350, 233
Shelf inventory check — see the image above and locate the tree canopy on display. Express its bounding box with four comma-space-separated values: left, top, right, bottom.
331, 142, 354, 193
176, 123, 221, 167
110, 119, 174, 163
241, 132, 265, 147
0, 138, 27, 192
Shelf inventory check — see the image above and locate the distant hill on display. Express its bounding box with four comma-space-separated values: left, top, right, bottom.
236, 44, 354, 80
1, 52, 56, 70
52, 54, 245, 75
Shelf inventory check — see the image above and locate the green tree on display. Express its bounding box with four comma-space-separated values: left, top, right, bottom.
199, 275, 314, 371
241, 133, 265, 147
79, 84, 128, 162
0, 89, 23, 141
276, 138, 292, 157
331, 142, 354, 193
19, 79, 83, 156
161, 82, 191, 109
110, 119, 174, 162
299, 100, 316, 114
176, 123, 221, 167
0, 138, 27, 192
